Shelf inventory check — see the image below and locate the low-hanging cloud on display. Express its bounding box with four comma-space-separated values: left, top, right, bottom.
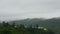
0, 0, 60, 21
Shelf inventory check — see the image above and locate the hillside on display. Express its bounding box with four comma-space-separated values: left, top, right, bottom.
9, 18, 60, 34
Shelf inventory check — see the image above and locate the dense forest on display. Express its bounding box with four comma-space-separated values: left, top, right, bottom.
8, 18, 60, 34
0, 21, 54, 34
0, 18, 60, 34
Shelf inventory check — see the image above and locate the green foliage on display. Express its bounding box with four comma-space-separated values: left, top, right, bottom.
9, 18, 60, 34
0, 22, 54, 34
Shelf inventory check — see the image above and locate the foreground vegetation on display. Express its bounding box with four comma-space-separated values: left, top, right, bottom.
0, 21, 54, 34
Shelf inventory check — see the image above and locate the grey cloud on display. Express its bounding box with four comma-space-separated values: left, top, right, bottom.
0, 0, 60, 21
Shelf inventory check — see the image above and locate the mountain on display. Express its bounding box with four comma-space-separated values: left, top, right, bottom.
9, 18, 60, 34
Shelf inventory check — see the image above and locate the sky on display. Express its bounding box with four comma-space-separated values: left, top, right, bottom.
0, 0, 60, 21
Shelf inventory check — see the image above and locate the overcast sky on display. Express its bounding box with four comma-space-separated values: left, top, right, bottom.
0, 0, 60, 21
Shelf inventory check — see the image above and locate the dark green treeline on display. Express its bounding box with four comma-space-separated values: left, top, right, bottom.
0, 21, 54, 34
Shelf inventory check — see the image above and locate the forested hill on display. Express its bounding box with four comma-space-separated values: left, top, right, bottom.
8, 18, 60, 34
